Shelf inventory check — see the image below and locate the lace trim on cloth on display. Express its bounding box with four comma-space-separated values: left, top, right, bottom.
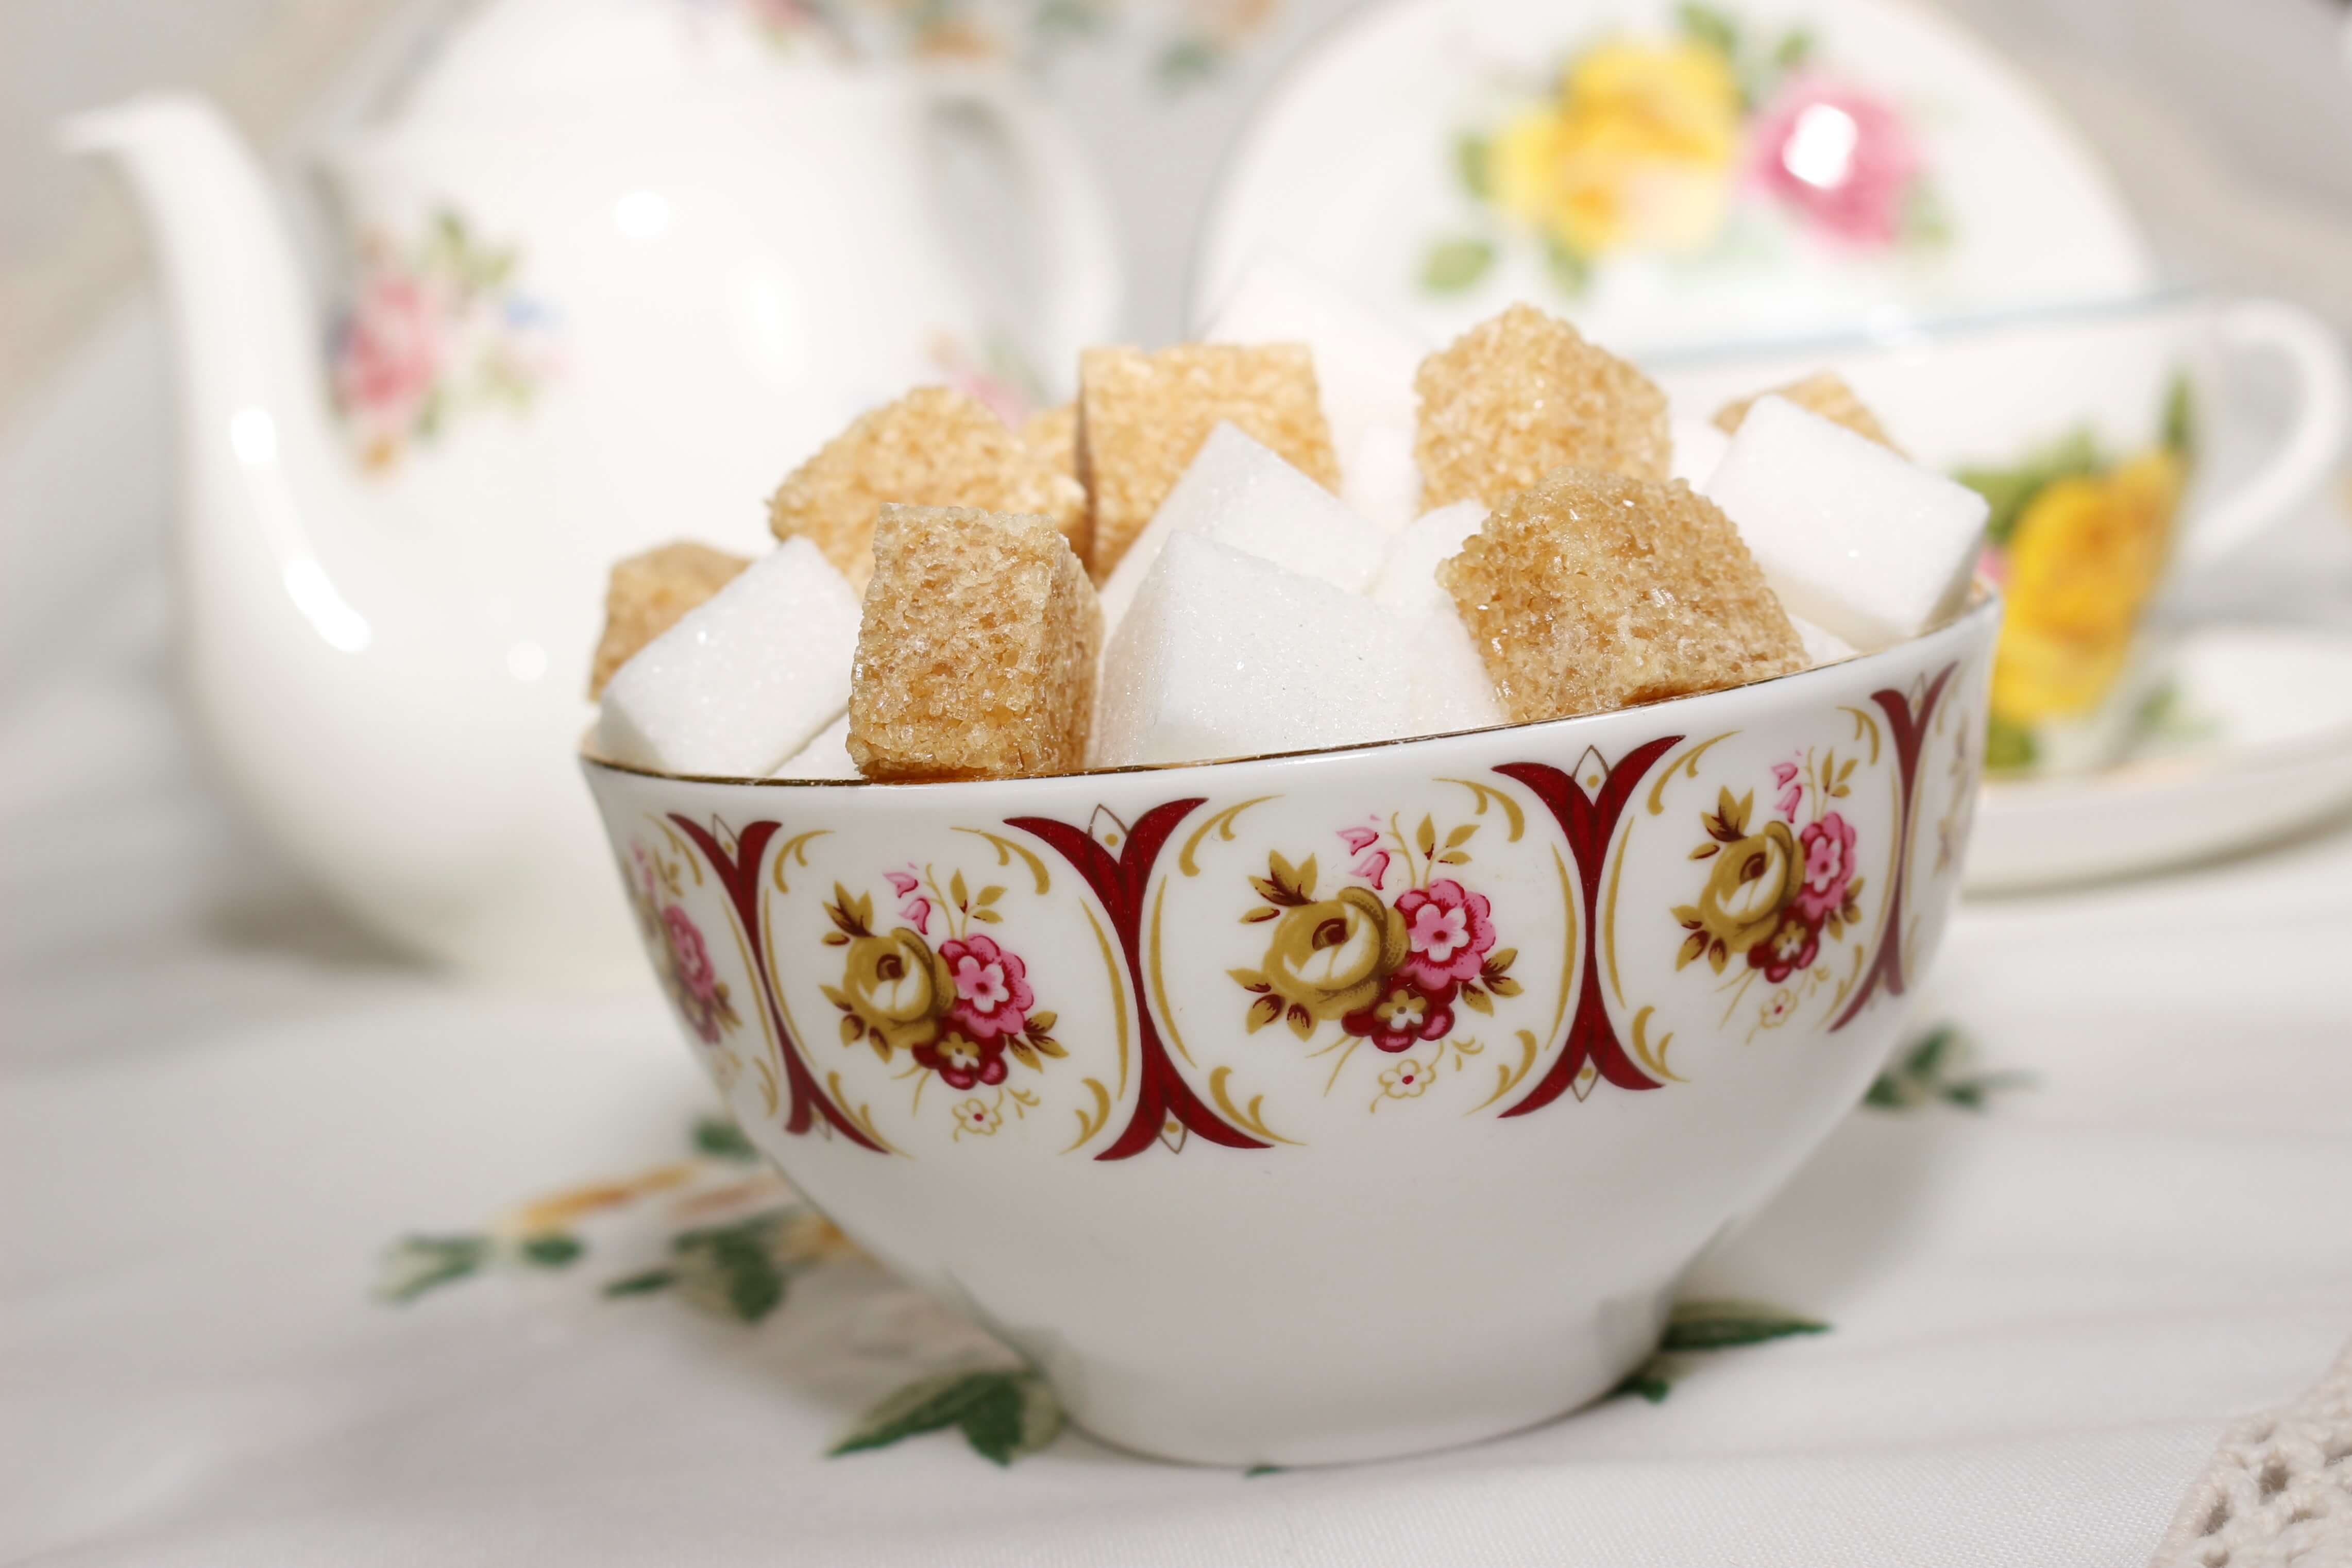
2155, 1336, 2352, 1567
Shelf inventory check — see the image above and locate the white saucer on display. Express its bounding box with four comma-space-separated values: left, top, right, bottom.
1192, 0, 2154, 356
1965, 626, 2352, 892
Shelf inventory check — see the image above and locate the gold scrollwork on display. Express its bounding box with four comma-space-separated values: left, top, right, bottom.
1839, 705, 1884, 765
1064, 1077, 1113, 1154
651, 816, 706, 884
1438, 777, 1526, 841
825, 1071, 901, 1156
1083, 901, 1130, 1101
1471, 1029, 1544, 1113
1208, 1065, 1299, 1145
1628, 1004, 1682, 1082
1645, 731, 1738, 816
768, 829, 831, 895
951, 827, 1053, 895
1177, 796, 1278, 876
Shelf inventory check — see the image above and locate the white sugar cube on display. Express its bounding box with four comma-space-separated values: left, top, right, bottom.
1669, 416, 1730, 488
1097, 421, 1389, 636
597, 537, 859, 777
1341, 422, 1424, 533
1203, 256, 1425, 488
1703, 396, 1987, 651
1094, 536, 1411, 768
1403, 608, 1504, 736
1791, 616, 1859, 668
771, 712, 857, 779
1371, 500, 1488, 619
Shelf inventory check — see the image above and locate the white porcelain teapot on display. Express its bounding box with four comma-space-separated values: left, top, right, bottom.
71, 0, 1122, 979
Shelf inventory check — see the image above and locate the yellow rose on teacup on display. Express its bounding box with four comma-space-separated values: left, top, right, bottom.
1992, 449, 2182, 726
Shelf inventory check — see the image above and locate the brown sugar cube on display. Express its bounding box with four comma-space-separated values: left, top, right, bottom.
767, 386, 1089, 588
848, 505, 1101, 781
1713, 371, 1903, 455
1022, 402, 1078, 483
1439, 468, 1804, 721
587, 540, 750, 698
1077, 343, 1339, 582
1415, 303, 1671, 509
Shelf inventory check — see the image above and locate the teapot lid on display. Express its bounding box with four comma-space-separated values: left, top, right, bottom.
392, 0, 852, 120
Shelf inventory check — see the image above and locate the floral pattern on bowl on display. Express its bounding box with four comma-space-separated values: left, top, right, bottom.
1425, 5, 1947, 298
330, 210, 560, 472
595, 658, 1978, 1160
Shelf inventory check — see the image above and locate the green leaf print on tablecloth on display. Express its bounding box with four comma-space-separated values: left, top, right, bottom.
1865, 1024, 2033, 1112
377, 1111, 1850, 1463
831, 1369, 1064, 1467
1609, 1300, 1831, 1404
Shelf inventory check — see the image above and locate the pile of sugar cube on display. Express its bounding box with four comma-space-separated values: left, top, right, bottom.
591, 264, 1988, 783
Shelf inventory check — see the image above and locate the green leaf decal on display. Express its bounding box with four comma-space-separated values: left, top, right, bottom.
1866, 1024, 2033, 1112
1611, 1365, 1673, 1403
518, 1233, 584, 1269
1455, 132, 1494, 201
831, 1369, 1063, 1465
1660, 1300, 1830, 1352
1982, 715, 2039, 775
602, 1267, 679, 1298
376, 1234, 494, 1303
1954, 428, 2104, 547
692, 1114, 760, 1163
673, 1213, 788, 1323
2161, 372, 2196, 462
1422, 237, 1496, 294
1676, 3, 1740, 59
1540, 234, 1593, 296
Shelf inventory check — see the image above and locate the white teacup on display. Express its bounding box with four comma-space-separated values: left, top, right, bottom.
1656, 295, 2351, 773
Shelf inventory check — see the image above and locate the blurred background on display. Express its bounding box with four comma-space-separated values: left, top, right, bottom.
5, 6, 2352, 1560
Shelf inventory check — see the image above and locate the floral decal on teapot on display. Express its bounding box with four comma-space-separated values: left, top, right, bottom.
1227, 812, 1522, 1110
1671, 743, 1868, 1040
1425, 6, 1947, 297
817, 868, 1067, 1138
331, 210, 560, 472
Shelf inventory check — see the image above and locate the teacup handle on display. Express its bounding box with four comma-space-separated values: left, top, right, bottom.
2181, 299, 2352, 566
921, 69, 1124, 399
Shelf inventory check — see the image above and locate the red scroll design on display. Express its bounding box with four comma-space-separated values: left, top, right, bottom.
667, 815, 885, 1153
1008, 800, 1272, 1161
1829, 663, 1956, 1032
1494, 734, 1685, 1114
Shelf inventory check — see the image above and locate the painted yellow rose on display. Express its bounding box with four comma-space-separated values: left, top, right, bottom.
1993, 450, 2182, 725
1674, 820, 1799, 972
827, 929, 954, 1055
1255, 887, 1408, 1028
1494, 39, 1740, 257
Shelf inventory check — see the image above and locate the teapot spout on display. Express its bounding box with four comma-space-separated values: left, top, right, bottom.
64, 92, 369, 652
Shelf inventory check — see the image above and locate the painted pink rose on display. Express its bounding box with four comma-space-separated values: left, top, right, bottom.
1748, 910, 1821, 984
662, 905, 717, 1000
912, 1028, 1006, 1092
333, 272, 442, 424
1394, 879, 1496, 990
1749, 78, 1922, 246
1792, 811, 1857, 924
1342, 975, 1455, 1054
939, 934, 1033, 1042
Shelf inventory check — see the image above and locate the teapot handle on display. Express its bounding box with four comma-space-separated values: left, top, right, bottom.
921, 70, 1124, 398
